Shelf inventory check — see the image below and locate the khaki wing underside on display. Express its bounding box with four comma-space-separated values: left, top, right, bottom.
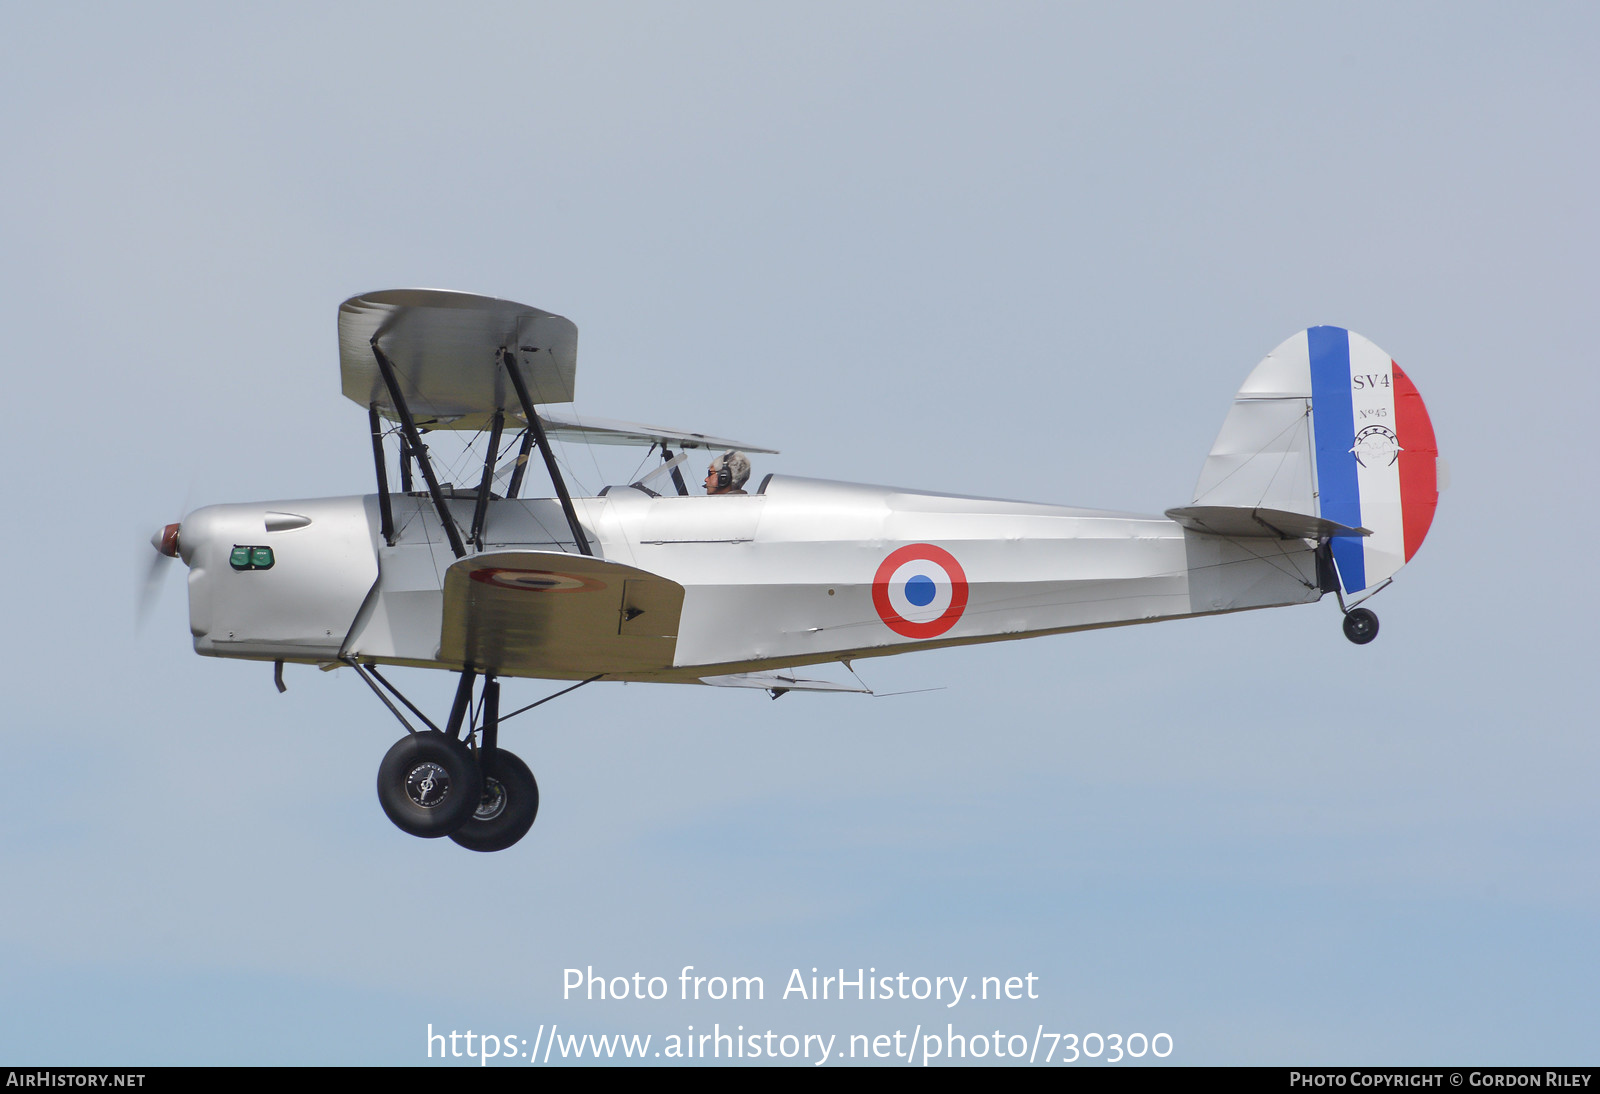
440, 551, 683, 676
339, 289, 578, 431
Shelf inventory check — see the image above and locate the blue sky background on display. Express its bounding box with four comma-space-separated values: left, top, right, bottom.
2, 3, 1595, 1065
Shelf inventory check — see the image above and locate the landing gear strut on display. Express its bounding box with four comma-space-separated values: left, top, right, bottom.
448, 675, 540, 853
1319, 542, 1384, 646
349, 662, 590, 852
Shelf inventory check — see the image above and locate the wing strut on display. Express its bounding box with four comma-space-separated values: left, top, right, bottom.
468, 410, 505, 550
501, 348, 593, 556
370, 341, 468, 558
398, 433, 415, 492
660, 445, 691, 496
505, 427, 536, 500
368, 404, 395, 546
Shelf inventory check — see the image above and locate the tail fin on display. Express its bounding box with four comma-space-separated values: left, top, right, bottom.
1168, 327, 1439, 595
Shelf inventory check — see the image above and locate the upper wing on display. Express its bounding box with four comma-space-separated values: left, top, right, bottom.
338, 289, 777, 453
538, 409, 777, 454
439, 550, 683, 677
340, 289, 578, 431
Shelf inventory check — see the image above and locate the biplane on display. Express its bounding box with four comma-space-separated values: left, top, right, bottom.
148, 290, 1440, 851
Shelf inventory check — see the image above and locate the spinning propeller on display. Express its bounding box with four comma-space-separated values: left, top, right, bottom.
137, 520, 184, 629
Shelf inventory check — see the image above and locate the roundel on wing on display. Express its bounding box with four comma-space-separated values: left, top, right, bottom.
872, 544, 969, 638
469, 568, 606, 593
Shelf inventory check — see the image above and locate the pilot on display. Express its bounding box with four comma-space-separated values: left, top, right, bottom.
705, 450, 751, 495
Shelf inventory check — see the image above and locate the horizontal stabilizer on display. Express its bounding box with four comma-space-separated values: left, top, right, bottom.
340, 289, 578, 431
1166, 506, 1369, 540
700, 670, 871, 695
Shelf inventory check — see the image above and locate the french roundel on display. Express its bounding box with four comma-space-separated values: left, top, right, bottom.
468, 568, 606, 593
872, 544, 969, 638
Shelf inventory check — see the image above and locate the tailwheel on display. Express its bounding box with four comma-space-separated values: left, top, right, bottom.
450, 749, 539, 853
1342, 607, 1379, 645
377, 732, 484, 837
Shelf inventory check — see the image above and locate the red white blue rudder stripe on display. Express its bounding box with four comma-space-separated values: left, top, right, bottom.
1307, 327, 1439, 594
1189, 327, 1439, 596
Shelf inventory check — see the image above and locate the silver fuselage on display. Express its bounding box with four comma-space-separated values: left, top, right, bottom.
178, 475, 1323, 682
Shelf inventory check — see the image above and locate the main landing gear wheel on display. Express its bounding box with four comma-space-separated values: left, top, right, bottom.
377, 733, 484, 838
450, 749, 539, 853
1342, 607, 1379, 645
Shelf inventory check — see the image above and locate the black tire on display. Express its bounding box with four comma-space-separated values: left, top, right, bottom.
377, 733, 484, 838
450, 749, 539, 853
1342, 607, 1379, 645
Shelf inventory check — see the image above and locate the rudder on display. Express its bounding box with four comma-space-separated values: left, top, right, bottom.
1179, 327, 1439, 595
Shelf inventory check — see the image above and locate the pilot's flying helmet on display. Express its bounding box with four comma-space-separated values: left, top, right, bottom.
708, 450, 751, 492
